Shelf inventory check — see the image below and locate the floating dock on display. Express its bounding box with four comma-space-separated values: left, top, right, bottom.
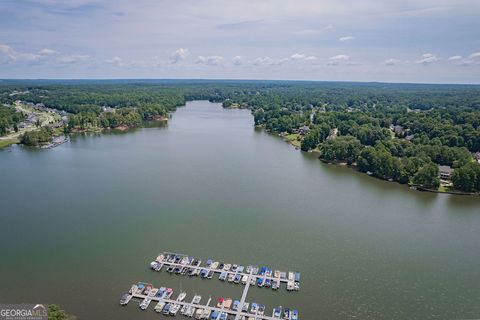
120, 251, 300, 319
125, 280, 298, 320
151, 252, 301, 292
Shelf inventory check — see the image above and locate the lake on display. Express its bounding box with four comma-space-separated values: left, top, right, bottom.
1, 100, 479, 319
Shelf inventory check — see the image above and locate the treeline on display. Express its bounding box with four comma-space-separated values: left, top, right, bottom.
2, 80, 480, 192
20, 128, 53, 146
0, 105, 24, 135
216, 81, 480, 193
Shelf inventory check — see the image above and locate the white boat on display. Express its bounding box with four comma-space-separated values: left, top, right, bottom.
139, 298, 151, 310
154, 301, 165, 313
258, 304, 265, 316
177, 291, 187, 302
201, 308, 211, 319
195, 308, 204, 319
273, 306, 282, 318
186, 306, 196, 317
287, 281, 295, 291
192, 294, 202, 304
181, 304, 188, 315
170, 304, 180, 315
224, 263, 231, 271
119, 294, 132, 305
148, 288, 158, 297
288, 272, 295, 281
272, 280, 280, 290
129, 284, 137, 294
241, 275, 249, 284
294, 282, 300, 291
164, 287, 173, 299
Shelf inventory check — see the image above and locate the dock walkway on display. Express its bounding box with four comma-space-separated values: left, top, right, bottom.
131, 293, 278, 320
234, 272, 252, 320
159, 260, 291, 284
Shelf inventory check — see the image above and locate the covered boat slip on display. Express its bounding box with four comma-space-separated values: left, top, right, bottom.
152, 252, 301, 291
121, 251, 300, 319
128, 273, 288, 320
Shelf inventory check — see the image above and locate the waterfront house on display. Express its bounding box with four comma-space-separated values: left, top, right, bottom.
438, 165, 453, 181
298, 125, 310, 135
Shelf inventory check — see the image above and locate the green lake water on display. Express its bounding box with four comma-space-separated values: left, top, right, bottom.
1, 100, 479, 319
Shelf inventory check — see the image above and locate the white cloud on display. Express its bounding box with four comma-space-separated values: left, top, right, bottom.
339, 36, 354, 42
0, 44, 94, 66
232, 56, 243, 65
385, 58, 400, 66
446, 55, 480, 66
38, 48, 57, 55
292, 25, 333, 35
58, 54, 90, 63
196, 55, 224, 66
469, 52, 480, 59
253, 56, 278, 66
0, 44, 17, 59
328, 54, 350, 65
416, 53, 439, 64
169, 48, 189, 64
105, 56, 124, 67
448, 55, 463, 61
289, 53, 316, 61
250, 53, 317, 66
0, 44, 41, 61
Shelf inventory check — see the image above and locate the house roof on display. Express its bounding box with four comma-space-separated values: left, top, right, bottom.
438, 165, 453, 173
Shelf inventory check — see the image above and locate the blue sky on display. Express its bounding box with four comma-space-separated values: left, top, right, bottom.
0, 0, 479, 83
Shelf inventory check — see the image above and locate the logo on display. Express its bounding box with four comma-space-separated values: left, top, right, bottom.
0, 304, 47, 320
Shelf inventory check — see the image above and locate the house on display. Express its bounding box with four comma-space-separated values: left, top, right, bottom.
102, 106, 116, 113
438, 165, 453, 181
298, 125, 310, 135
390, 124, 405, 135
327, 128, 338, 140
474, 152, 480, 163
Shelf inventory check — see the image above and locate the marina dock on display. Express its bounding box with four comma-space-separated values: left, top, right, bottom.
234, 272, 252, 320
120, 251, 300, 319
151, 252, 301, 291
130, 291, 281, 320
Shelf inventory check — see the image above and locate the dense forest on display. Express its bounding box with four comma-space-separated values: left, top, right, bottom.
1, 79, 479, 192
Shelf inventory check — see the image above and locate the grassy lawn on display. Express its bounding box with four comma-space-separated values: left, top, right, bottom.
438, 185, 453, 192
290, 139, 301, 147
0, 138, 19, 149
285, 133, 300, 141
284, 133, 301, 147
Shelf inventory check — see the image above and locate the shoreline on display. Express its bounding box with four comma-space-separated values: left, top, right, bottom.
272, 129, 477, 196
0, 117, 169, 149
3, 101, 477, 196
